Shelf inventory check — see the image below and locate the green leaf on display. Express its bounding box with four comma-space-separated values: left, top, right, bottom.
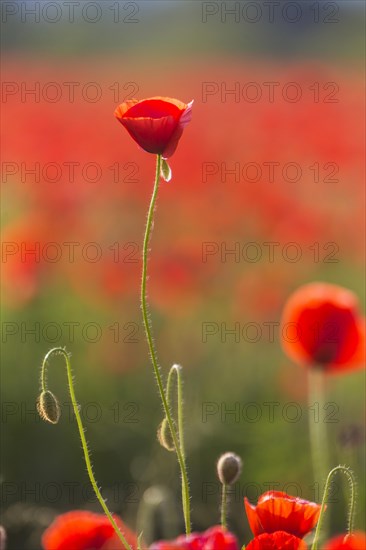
161, 159, 172, 182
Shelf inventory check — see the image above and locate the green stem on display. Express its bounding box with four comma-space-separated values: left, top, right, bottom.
140, 154, 191, 534
40, 348, 132, 550
308, 369, 329, 499
311, 465, 357, 550
166, 364, 189, 526
221, 483, 228, 529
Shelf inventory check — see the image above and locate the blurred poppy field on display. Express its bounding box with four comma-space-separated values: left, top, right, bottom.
1, 1, 365, 549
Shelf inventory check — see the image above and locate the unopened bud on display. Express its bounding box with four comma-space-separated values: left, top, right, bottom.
157, 418, 175, 452
37, 390, 60, 424
217, 452, 242, 485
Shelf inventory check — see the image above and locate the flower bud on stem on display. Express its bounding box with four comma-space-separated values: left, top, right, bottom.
38, 347, 132, 550
217, 452, 242, 529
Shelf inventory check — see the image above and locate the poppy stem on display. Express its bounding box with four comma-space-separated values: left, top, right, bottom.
308, 368, 330, 528
165, 365, 189, 528
140, 154, 191, 534
39, 347, 133, 550
220, 483, 228, 529
311, 465, 356, 550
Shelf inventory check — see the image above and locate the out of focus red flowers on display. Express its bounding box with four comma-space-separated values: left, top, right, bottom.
281, 283, 365, 372
246, 531, 307, 550
3, 62, 364, 318
324, 532, 366, 550
42, 511, 138, 550
244, 491, 321, 539
149, 526, 239, 550
114, 97, 193, 158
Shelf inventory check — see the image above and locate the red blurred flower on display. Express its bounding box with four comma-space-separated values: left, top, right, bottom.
149, 526, 238, 550
324, 532, 366, 550
246, 531, 307, 550
281, 283, 365, 372
42, 510, 138, 550
114, 97, 193, 158
244, 491, 321, 538
1, 214, 57, 308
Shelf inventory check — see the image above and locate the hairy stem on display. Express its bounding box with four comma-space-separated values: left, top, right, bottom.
165, 364, 190, 526
220, 483, 228, 529
40, 347, 132, 550
311, 465, 357, 550
140, 155, 191, 534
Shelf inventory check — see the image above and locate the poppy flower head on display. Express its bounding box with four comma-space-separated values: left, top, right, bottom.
244, 491, 321, 539
281, 283, 365, 372
42, 510, 138, 550
246, 531, 308, 550
149, 526, 239, 550
324, 532, 366, 550
114, 97, 193, 158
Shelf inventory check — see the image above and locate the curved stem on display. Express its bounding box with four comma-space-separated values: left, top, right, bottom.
166, 365, 189, 525
140, 155, 191, 534
311, 465, 357, 550
40, 347, 132, 550
220, 483, 228, 529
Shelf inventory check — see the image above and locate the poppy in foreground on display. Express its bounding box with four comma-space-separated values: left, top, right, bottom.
246, 531, 308, 550
244, 491, 321, 538
281, 283, 365, 372
42, 510, 138, 550
114, 97, 193, 159
324, 532, 366, 549
149, 526, 239, 549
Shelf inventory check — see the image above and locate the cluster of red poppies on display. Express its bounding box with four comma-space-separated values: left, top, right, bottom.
41, 492, 366, 549
2, 60, 364, 322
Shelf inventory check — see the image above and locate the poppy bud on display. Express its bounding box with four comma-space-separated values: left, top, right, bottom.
37, 390, 60, 424
157, 417, 175, 452
114, 97, 193, 159
217, 452, 242, 486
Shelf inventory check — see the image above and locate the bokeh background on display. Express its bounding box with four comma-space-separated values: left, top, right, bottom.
1, 1, 365, 548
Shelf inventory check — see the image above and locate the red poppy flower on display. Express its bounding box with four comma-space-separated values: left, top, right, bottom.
324, 532, 366, 550
149, 526, 239, 549
114, 97, 193, 158
281, 283, 365, 372
246, 531, 308, 550
244, 491, 321, 538
42, 510, 138, 550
